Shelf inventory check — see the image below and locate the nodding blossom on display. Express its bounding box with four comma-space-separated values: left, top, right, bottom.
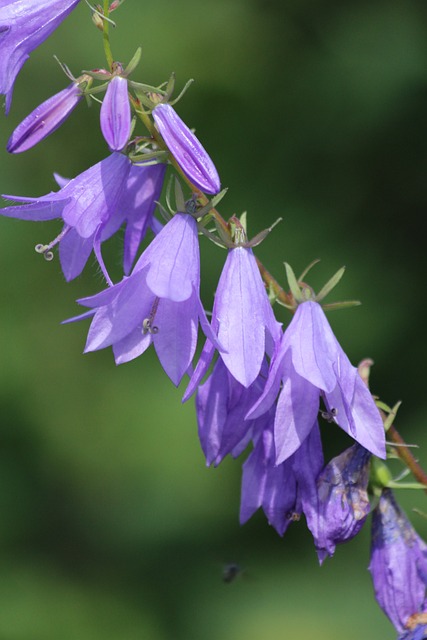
0, 0, 81, 113
247, 300, 386, 464
0, 155, 166, 281
67, 211, 222, 386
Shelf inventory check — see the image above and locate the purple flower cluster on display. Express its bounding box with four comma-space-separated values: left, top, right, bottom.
3, 7, 420, 639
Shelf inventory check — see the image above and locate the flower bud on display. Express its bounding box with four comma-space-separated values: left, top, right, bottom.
100, 76, 131, 151
152, 103, 220, 194
7, 82, 83, 153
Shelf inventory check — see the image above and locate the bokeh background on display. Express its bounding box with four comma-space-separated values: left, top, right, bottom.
1, 0, 427, 638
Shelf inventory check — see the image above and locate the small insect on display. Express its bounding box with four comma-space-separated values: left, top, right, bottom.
286, 511, 301, 522
319, 407, 338, 423
222, 562, 244, 584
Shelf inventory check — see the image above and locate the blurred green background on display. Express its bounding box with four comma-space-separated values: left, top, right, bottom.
1, 0, 427, 637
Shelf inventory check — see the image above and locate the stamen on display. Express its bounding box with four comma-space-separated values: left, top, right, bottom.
286, 511, 301, 522
319, 407, 338, 423
142, 297, 160, 334
34, 226, 71, 262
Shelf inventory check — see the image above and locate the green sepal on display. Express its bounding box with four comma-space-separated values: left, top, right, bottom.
124, 47, 142, 76
386, 481, 427, 490
370, 458, 393, 489
249, 218, 282, 248
284, 263, 303, 303
316, 266, 345, 302
322, 300, 361, 311
298, 259, 320, 282
383, 401, 402, 432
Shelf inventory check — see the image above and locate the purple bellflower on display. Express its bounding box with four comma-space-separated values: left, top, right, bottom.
196, 358, 271, 467
153, 103, 220, 195
369, 489, 427, 635
0, 0, 81, 113
100, 76, 131, 152
67, 211, 222, 386
307, 443, 371, 564
7, 80, 83, 153
1, 155, 165, 281
247, 300, 386, 464
240, 420, 324, 536
184, 244, 282, 398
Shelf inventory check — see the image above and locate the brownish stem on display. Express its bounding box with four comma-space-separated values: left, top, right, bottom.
255, 258, 293, 307
387, 423, 427, 491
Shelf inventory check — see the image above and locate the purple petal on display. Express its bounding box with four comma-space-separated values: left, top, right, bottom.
59, 225, 94, 281
153, 103, 220, 194
100, 76, 131, 152
113, 326, 152, 364
0, 0, 81, 113
146, 213, 199, 302
214, 247, 275, 387
153, 293, 199, 386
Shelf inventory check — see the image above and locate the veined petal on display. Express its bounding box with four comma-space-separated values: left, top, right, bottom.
59, 226, 94, 281
288, 301, 337, 393
153, 103, 220, 194
61, 152, 131, 238
274, 353, 320, 465
100, 76, 131, 152
153, 293, 199, 386
0, 196, 70, 220
214, 247, 272, 388
146, 213, 199, 302
113, 326, 152, 365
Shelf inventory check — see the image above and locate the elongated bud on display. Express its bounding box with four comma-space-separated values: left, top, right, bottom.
152, 103, 220, 194
100, 76, 131, 151
7, 81, 83, 153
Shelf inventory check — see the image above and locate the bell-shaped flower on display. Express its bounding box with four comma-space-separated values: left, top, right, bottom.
196, 358, 271, 467
0, 0, 81, 113
240, 420, 324, 536
184, 244, 282, 397
7, 80, 83, 153
369, 489, 427, 635
100, 76, 131, 152
307, 443, 371, 564
152, 103, 220, 194
67, 212, 221, 386
1, 156, 165, 281
248, 300, 386, 464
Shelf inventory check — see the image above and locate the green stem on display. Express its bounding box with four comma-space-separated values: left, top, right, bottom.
103, 0, 114, 70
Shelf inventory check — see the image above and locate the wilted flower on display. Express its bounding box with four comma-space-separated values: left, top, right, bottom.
369, 489, 427, 634
7, 80, 83, 153
240, 420, 324, 536
307, 443, 371, 564
1, 155, 165, 280
248, 300, 386, 464
100, 76, 131, 152
184, 244, 281, 397
152, 103, 220, 194
67, 211, 221, 386
0, 0, 81, 113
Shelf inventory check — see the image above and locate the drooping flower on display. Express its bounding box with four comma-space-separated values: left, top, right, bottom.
195, 358, 271, 467
100, 76, 131, 152
67, 211, 221, 386
307, 443, 371, 564
0, 0, 81, 113
247, 300, 386, 464
152, 103, 220, 194
7, 80, 84, 153
184, 244, 281, 397
0, 156, 165, 281
240, 420, 324, 536
369, 489, 427, 635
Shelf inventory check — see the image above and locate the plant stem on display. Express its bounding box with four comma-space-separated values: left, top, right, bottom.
103, 0, 114, 70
